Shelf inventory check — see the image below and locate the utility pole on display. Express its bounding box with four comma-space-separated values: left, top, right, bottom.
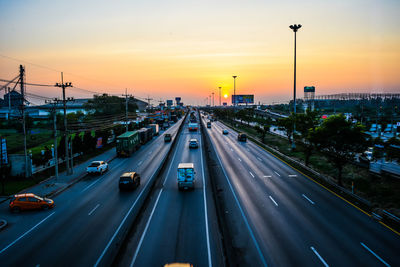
123, 89, 132, 132
45, 98, 61, 180
219, 87, 221, 106
55, 73, 73, 175
8, 87, 11, 120
145, 95, 153, 111
212, 92, 214, 107
19, 65, 29, 178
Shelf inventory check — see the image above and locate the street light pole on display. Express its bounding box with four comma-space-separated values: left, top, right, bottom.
289, 24, 301, 149
219, 87, 221, 106
232, 76, 237, 108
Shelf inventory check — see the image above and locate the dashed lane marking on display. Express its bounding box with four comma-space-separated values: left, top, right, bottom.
269, 196, 278, 206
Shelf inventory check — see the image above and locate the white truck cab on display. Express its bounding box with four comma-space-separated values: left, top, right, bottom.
177, 163, 195, 190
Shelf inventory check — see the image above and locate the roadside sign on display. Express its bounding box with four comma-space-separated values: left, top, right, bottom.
1, 138, 7, 164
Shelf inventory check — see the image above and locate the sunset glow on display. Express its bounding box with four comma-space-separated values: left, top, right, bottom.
1, 0, 399, 105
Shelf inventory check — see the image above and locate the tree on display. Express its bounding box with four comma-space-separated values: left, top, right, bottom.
84, 94, 137, 116
276, 115, 296, 144
82, 131, 96, 152
386, 137, 400, 162
57, 135, 66, 159
295, 109, 320, 166
72, 133, 84, 154
311, 114, 368, 186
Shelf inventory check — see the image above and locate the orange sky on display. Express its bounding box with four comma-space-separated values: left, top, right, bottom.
1, 0, 399, 105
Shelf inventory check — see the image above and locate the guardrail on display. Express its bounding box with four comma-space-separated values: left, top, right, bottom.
95, 115, 188, 267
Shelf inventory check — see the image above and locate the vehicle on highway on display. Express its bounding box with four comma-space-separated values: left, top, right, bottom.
188, 122, 198, 131
177, 163, 195, 190
9, 193, 54, 212
222, 129, 229, 135
119, 172, 141, 190
148, 124, 160, 136
164, 263, 193, 267
86, 161, 108, 174
116, 131, 140, 157
164, 133, 172, 142
238, 133, 247, 142
207, 121, 211, 128
138, 127, 153, 145
189, 138, 199, 148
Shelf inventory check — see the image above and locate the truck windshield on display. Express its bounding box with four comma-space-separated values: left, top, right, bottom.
178, 168, 193, 180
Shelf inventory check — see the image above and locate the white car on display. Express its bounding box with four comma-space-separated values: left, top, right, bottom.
87, 161, 108, 175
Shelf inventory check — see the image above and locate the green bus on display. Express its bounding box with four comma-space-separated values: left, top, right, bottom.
116, 131, 140, 157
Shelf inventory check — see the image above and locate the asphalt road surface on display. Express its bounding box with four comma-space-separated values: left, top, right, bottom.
204, 116, 400, 267
0, 119, 183, 267
116, 113, 224, 267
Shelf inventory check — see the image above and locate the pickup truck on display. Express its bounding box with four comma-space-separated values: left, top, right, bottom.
87, 161, 109, 175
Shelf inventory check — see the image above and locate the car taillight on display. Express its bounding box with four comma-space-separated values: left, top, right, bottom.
97, 167, 99, 170
10, 201, 13, 205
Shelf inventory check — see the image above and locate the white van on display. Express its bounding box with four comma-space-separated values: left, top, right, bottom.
177, 163, 195, 190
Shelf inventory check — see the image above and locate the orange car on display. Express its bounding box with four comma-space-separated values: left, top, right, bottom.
9, 193, 55, 212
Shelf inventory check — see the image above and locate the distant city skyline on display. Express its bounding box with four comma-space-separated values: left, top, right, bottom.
1, 0, 399, 105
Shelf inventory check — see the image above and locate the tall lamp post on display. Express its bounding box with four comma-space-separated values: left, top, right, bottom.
232, 76, 237, 108
218, 87, 221, 106
289, 23, 301, 149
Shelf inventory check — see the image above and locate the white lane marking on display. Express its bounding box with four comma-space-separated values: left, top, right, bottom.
274, 171, 281, 177
81, 178, 101, 193
200, 136, 213, 267
310, 247, 329, 267
129, 131, 181, 267
302, 194, 315, 205
0, 212, 55, 254
289, 174, 297, 177
137, 160, 143, 166
360, 242, 390, 267
249, 171, 255, 178
246, 148, 250, 152
211, 137, 268, 266
269, 196, 278, 206
88, 204, 100, 216
257, 157, 262, 162
148, 150, 152, 154
82, 160, 126, 193
130, 188, 163, 267
263, 175, 272, 178
230, 147, 234, 152
238, 158, 242, 162
225, 142, 228, 145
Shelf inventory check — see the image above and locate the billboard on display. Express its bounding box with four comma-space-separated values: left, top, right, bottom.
232, 95, 254, 104
304, 86, 315, 92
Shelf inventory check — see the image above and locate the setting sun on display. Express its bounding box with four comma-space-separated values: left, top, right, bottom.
224, 94, 228, 99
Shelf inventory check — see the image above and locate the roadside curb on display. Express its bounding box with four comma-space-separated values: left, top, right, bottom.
0, 219, 7, 231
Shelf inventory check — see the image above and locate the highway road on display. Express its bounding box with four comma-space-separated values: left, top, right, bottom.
203, 116, 400, 267
116, 112, 224, 267
0, 118, 184, 267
